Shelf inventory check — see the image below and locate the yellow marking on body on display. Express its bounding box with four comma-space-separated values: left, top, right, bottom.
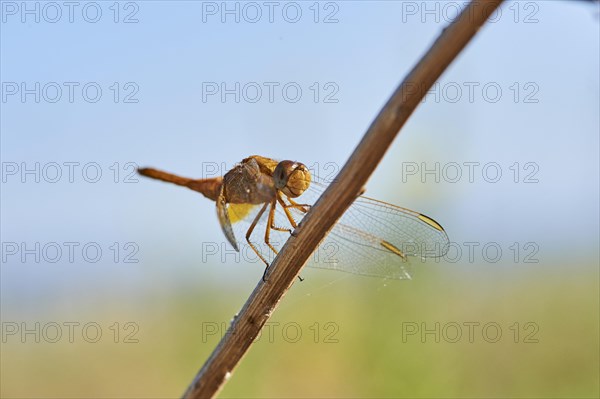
228, 203, 256, 223
381, 240, 407, 259
418, 214, 445, 231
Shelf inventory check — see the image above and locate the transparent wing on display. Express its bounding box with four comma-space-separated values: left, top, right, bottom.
218, 174, 449, 280
287, 179, 450, 279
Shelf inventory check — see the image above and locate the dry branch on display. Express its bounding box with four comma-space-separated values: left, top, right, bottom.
182, 1, 504, 397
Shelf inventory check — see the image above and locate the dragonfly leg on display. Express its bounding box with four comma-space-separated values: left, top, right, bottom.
278, 194, 312, 238
268, 204, 293, 234
276, 193, 300, 230
245, 202, 271, 269
263, 196, 305, 283
264, 199, 281, 256
261, 199, 284, 282
285, 197, 311, 214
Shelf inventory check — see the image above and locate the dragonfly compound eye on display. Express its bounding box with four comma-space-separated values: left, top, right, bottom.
274, 161, 311, 198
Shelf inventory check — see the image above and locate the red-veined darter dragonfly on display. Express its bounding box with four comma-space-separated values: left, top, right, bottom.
138, 155, 449, 279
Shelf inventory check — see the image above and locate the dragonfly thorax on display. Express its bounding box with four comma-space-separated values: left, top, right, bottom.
273, 160, 311, 198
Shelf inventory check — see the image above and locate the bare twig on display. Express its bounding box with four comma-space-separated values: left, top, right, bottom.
182, 1, 504, 397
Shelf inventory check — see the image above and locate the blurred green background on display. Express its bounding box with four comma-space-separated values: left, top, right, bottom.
1, 1, 598, 398
2, 263, 598, 397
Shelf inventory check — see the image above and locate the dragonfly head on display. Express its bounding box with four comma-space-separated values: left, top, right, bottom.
273, 160, 311, 198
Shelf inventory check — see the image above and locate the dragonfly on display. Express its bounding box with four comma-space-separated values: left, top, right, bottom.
138, 155, 449, 280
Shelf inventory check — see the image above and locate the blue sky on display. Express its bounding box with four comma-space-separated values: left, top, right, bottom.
1, 1, 599, 301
